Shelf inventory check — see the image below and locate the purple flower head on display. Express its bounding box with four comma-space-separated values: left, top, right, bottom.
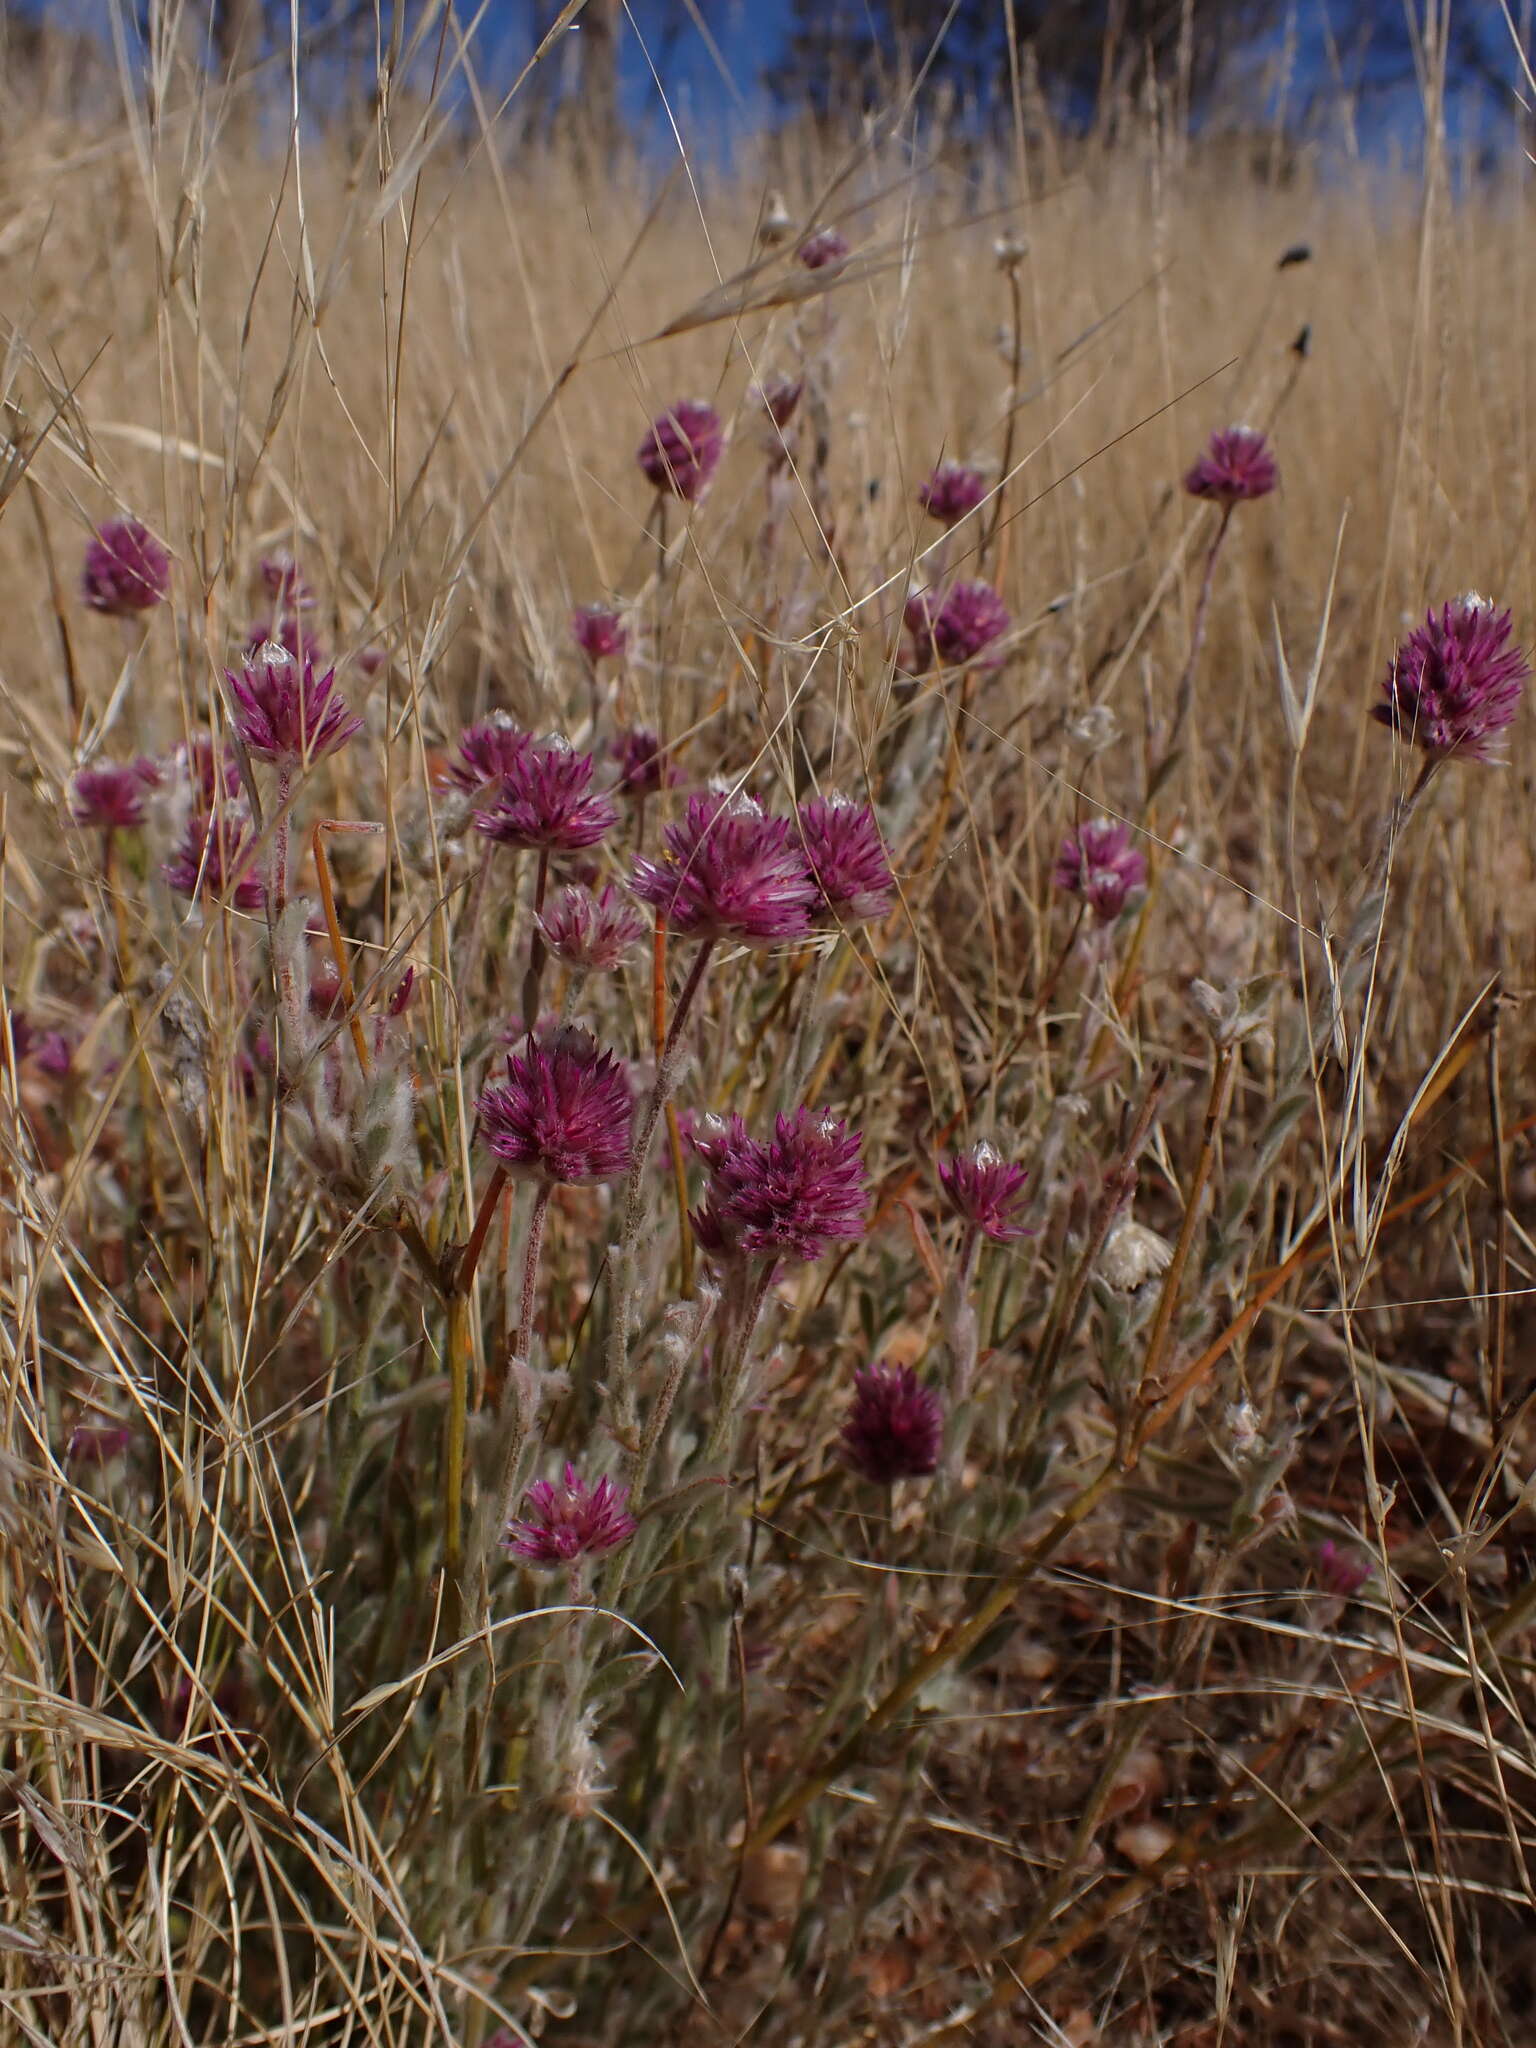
477, 1025, 632, 1184
917, 461, 987, 528
632, 790, 818, 947
259, 551, 315, 610
637, 398, 725, 503
442, 714, 532, 795
840, 1361, 943, 1484
797, 795, 895, 926
538, 883, 648, 973
756, 375, 804, 431
1315, 1539, 1371, 1599
692, 1107, 869, 1265
571, 604, 629, 665
797, 227, 850, 270
506, 1462, 636, 1565
905, 581, 1010, 670
611, 726, 676, 799
474, 736, 619, 853
67, 1422, 135, 1464
1052, 818, 1147, 922
71, 760, 157, 832
940, 1140, 1032, 1245
164, 810, 265, 911
82, 519, 170, 616
1372, 595, 1530, 764
1183, 425, 1278, 505
246, 611, 326, 669
7, 1013, 72, 1075
226, 646, 362, 767
175, 735, 242, 805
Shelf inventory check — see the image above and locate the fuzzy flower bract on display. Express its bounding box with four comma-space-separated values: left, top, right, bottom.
81, 519, 170, 616
1052, 818, 1147, 922
1372, 595, 1530, 763
477, 1026, 633, 1184
632, 790, 818, 946
939, 1140, 1032, 1244
637, 398, 725, 503
692, 1107, 869, 1265
1182, 425, 1278, 504
917, 461, 987, 527
164, 810, 265, 911
840, 1361, 944, 1483
538, 883, 648, 973
226, 646, 362, 767
506, 1464, 636, 1565
474, 736, 618, 853
797, 796, 896, 926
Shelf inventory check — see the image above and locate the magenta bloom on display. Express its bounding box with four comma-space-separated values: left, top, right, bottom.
632, 791, 818, 947
797, 227, 849, 270
611, 726, 676, 799
259, 552, 315, 609
474, 737, 618, 853
940, 1140, 1032, 1245
164, 810, 265, 911
176, 735, 242, 804
81, 519, 170, 616
67, 1422, 135, 1464
226, 647, 362, 766
6, 1012, 72, 1075
571, 604, 629, 665
442, 714, 531, 794
692, 1107, 869, 1265
1372, 595, 1530, 764
756, 375, 804, 431
538, 883, 647, 973
71, 760, 157, 832
917, 461, 986, 528
1315, 1539, 1371, 1599
637, 398, 725, 503
506, 1462, 636, 1565
477, 1026, 632, 1184
1182, 425, 1278, 505
905, 581, 1010, 670
798, 796, 895, 926
840, 1361, 943, 1484
1053, 818, 1147, 922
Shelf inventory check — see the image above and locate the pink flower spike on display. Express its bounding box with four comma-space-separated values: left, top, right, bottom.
476, 1025, 633, 1185
506, 1463, 636, 1565
538, 883, 647, 974
692, 1107, 869, 1266
905, 581, 1010, 671
71, 762, 153, 832
82, 519, 170, 616
226, 645, 362, 766
1182, 425, 1278, 505
840, 1361, 944, 1484
1052, 818, 1147, 923
163, 810, 265, 911
442, 714, 532, 794
1372, 594, 1530, 764
917, 461, 987, 528
637, 398, 725, 503
612, 726, 677, 798
632, 790, 818, 947
571, 604, 629, 665
797, 795, 895, 926
939, 1140, 1032, 1244
473, 736, 618, 853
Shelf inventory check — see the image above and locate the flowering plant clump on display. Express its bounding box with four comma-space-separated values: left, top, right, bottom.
637, 398, 725, 502
538, 883, 647, 973
474, 737, 618, 852
1182, 425, 1279, 504
163, 810, 265, 911
81, 519, 170, 615
840, 1361, 944, 1483
692, 1107, 869, 1264
1052, 818, 1148, 922
939, 1140, 1032, 1244
797, 795, 896, 925
505, 1464, 636, 1565
917, 460, 987, 527
905, 580, 1010, 669
632, 791, 818, 945
1372, 595, 1530, 763
226, 646, 362, 766
477, 1026, 633, 1184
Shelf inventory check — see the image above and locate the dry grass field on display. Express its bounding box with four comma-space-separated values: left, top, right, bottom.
5, 16, 1536, 2045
